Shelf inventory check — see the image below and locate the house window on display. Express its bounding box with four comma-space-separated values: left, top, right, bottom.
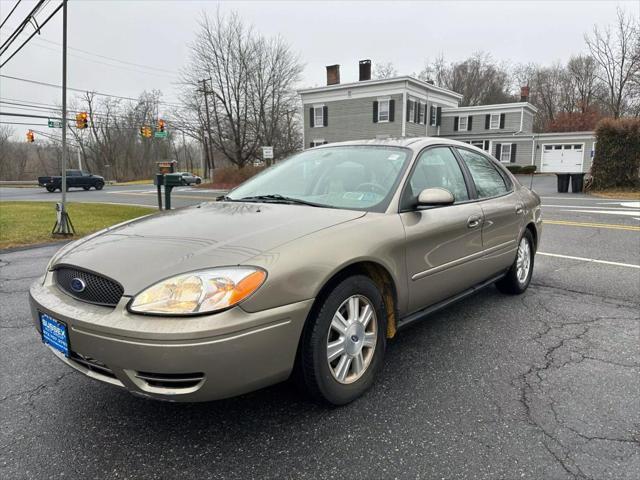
490, 113, 501, 129
469, 140, 489, 151
311, 139, 326, 148
408, 101, 416, 123
500, 143, 512, 162
419, 103, 425, 124
314, 106, 324, 128
430, 105, 437, 126
378, 99, 390, 122
458, 116, 468, 131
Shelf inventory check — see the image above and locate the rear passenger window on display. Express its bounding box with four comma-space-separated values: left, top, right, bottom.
456, 148, 509, 199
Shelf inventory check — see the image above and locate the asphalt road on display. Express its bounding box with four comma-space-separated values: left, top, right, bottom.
1, 175, 639, 479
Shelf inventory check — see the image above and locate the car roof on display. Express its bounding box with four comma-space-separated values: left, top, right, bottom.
313, 137, 476, 153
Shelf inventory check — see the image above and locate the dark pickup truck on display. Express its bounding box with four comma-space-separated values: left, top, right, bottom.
38, 170, 105, 192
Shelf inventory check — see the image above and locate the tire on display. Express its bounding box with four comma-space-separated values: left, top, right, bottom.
298, 275, 387, 405
83, 186, 90, 191
94, 182, 104, 190
195, 178, 202, 185
496, 229, 535, 295
46, 186, 55, 193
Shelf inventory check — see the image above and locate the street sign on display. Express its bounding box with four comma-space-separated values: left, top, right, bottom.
48, 119, 63, 128
154, 131, 168, 138
262, 146, 273, 160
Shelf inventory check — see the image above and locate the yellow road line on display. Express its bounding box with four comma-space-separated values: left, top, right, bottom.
543, 220, 640, 232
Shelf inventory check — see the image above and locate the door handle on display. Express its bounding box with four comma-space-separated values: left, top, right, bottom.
515, 204, 524, 215
467, 215, 482, 229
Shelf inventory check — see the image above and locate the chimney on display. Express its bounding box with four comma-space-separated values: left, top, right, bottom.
520, 86, 530, 102
359, 59, 371, 81
326, 64, 340, 85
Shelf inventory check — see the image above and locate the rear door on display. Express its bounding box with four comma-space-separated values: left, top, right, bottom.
400, 146, 485, 314
455, 147, 524, 276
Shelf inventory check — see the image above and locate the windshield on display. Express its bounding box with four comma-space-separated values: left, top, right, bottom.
227, 146, 411, 212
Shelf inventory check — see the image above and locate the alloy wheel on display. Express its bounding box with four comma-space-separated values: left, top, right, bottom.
516, 237, 531, 284
326, 295, 378, 384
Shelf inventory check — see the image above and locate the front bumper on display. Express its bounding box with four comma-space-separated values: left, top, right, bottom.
29, 273, 313, 402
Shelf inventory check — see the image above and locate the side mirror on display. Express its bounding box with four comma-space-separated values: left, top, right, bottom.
417, 188, 455, 207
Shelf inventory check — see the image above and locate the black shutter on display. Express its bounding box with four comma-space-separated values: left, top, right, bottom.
454, 116, 459, 131
310, 141, 314, 148
496, 143, 502, 160
406, 99, 410, 121
436, 107, 442, 126
373, 101, 379, 123
310, 107, 314, 128
484, 140, 490, 151
323, 106, 328, 127
467, 116, 473, 130
389, 99, 395, 122
499, 113, 505, 129
323, 141, 328, 145
511, 144, 517, 163
485, 114, 490, 129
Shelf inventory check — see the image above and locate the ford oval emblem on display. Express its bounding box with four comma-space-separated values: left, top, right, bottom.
70, 278, 86, 293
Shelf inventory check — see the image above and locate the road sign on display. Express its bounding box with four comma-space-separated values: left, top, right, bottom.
262, 146, 273, 160
48, 119, 63, 128
154, 131, 168, 138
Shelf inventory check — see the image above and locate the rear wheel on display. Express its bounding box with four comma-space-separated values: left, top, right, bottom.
83, 186, 90, 191
298, 275, 387, 405
496, 229, 534, 295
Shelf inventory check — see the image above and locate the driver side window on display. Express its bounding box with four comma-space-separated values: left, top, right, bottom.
404, 147, 469, 206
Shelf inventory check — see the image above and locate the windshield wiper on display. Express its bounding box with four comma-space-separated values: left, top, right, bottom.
238, 194, 333, 208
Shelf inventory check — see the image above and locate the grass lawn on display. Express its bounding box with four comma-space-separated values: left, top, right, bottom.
112, 179, 153, 185
0, 202, 154, 250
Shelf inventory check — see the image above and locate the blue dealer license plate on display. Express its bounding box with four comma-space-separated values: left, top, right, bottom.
39, 312, 69, 357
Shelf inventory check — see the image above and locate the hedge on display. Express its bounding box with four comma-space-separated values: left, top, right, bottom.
505, 165, 522, 174
520, 165, 537, 174
505, 165, 536, 175
590, 118, 640, 190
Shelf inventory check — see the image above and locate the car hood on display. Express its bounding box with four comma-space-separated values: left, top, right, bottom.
52, 201, 365, 295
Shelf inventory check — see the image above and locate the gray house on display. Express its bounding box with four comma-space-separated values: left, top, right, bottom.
299, 61, 596, 173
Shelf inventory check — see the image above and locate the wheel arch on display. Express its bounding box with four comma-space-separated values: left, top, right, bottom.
305, 260, 400, 340
525, 222, 538, 251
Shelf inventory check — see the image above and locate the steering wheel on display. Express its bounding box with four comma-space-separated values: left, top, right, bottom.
355, 182, 387, 196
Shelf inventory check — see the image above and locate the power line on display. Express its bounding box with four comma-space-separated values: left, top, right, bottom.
0, 0, 45, 55
0, 74, 183, 106
0, 0, 22, 30
0, 2, 64, 69
33, 37, 179, 74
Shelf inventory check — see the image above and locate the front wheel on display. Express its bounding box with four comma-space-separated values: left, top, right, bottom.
45, 186, 55, 193
298, 275, 387, 405
94, 182, 104, 190
496, 229, 535, 295
83, 186, 90, 191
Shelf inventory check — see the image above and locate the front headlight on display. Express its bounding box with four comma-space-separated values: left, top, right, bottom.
128, 267, 266, 315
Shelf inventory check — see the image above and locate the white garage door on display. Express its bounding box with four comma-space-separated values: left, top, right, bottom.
541, 144, 584, 173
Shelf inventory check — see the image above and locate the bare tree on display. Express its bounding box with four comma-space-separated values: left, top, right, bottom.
419, 52, 512, 106
566, 55, 602, 113
585, 8, 640, 118
373, 61, 398, 80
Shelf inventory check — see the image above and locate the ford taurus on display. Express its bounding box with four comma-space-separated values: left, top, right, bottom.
30, 138, 542, 405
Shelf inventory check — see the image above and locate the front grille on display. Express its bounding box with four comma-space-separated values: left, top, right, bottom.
135, 371, 205, 390
69, 351, 117, 379
55, 267, 124, 307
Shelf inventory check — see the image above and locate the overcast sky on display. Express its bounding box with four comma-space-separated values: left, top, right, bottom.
0, 0, 638, 138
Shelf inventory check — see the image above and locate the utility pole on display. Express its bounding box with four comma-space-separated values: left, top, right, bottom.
52, 0, 74, 236
200, 78, 215, 180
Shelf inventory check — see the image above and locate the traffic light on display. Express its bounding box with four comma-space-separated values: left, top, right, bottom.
26, 130, 34, 143
76, 112, 88, 129
139, 125, 152, 138
157, 119, 165, 132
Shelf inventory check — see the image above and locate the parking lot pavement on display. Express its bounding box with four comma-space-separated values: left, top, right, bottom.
1, 186, 639, 479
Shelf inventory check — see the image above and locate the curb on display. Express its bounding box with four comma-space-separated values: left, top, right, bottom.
0, 240, 71, 255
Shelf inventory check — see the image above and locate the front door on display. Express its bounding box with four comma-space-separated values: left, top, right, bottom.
400, 146, 485, 314
456, 147, 524, 276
